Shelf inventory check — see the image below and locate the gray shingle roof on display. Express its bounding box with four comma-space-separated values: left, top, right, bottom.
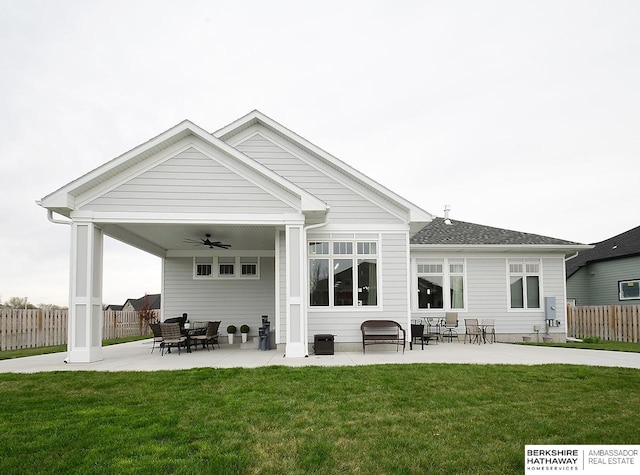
411, 218, 583, 246
565, 225, 640, 277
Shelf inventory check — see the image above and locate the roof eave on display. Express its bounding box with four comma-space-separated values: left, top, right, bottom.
215, 110, 432, 223
39, 118, 328, 215
411, 244, 593, 253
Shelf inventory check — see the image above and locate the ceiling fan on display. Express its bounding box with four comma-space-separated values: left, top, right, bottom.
184, 233, 231, 249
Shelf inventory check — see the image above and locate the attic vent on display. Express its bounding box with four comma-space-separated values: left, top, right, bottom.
444, 205, 452, 225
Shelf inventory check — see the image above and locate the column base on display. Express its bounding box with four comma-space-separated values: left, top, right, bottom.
65, 347, 104, 363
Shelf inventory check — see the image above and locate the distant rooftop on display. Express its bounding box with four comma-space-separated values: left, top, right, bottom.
566, 225, 640, 277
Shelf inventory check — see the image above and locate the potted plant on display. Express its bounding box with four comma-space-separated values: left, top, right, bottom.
240, 324, 250, 343
227, 325, 237, 345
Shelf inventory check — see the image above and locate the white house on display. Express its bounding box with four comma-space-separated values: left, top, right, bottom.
38, 110, 588, 363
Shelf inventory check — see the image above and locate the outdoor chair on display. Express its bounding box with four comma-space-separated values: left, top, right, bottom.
464, 318, 482, 344
164, 314, 188, 336
410, 323, 427, 350
442, 312, 459, 342
482, 319, 496, 343
149, 323, 163, 354
190, 321, 221, 351
159, 323, 187, 355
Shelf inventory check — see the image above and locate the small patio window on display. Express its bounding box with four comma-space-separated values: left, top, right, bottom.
192, 256, 260, 280
240, 257, 258, 277
218, 257, 235, 277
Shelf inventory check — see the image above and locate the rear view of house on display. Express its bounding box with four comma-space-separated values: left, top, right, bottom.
38, 110, 588, 363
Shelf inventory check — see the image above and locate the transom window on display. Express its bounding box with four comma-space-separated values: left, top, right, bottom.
193, 256, 259, 280
508, 259, 540, 309
309, 241, 378, 307
417, 259, 465, 310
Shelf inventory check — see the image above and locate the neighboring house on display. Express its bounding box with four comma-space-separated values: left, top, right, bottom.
122, 294, 162, 313
566, 226, 640, 306
38, 110, 588, 363
104, 304, 124, 311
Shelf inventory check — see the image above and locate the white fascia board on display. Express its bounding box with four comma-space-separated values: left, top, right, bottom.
40, 118, 327, 215
410, 244, 593, 253
40, 121, 196, 210
84, 211, 306, 226
216, 110, 433, 223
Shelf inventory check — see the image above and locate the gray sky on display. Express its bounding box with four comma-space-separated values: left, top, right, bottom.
1, 0, 638, 307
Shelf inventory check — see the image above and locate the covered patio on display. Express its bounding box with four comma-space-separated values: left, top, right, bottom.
2, 340, 640, 373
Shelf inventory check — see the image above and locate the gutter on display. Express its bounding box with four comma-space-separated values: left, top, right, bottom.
46, 209, 72, 226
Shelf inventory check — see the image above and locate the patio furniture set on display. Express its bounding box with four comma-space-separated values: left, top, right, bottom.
359, 314, 496, 354
149, 316, 221, 355
409, 313, 496, 350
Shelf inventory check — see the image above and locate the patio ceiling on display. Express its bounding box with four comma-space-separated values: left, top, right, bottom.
100, 222, 277, 256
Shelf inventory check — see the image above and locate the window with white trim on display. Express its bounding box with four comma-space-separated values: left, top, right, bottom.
508, 259, 540, 309
619, 279, 640, 300
309, 240, 378, 307
193, 257, 260, 280
417, 259, 466, 310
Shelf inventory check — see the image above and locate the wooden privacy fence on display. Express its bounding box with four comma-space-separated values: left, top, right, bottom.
567, 305, 640, 343
0, 308, 153, 351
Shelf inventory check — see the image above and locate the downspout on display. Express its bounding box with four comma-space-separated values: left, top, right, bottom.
46, 209, 72, 226
301, 216, 330, 357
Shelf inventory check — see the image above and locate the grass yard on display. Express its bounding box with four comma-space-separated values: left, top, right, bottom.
0, 364, 639, 474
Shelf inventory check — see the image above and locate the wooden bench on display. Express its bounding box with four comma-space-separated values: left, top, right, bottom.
360, 320, 406, 354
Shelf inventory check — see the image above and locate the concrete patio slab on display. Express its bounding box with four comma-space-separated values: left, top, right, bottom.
1, 339, 640, 373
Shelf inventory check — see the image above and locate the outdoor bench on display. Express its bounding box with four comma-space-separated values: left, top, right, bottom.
360, 319, 406, 353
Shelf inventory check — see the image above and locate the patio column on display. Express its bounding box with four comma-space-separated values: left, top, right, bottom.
285, 224, 307, 357
67, 219, 104, 363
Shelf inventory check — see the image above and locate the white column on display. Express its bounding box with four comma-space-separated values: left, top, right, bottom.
67, 220, 104, 363
285, 224, 307, 357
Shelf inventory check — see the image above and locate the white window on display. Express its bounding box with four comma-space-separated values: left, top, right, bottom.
193, 256, 260, 280
309, 240, 378, 308
240, 257, 258, 277
218, 257, 235, 277
195, 257, 212, 277
508, 259, 540, 309
416, 259, 465, 310
619, 279, 640, 300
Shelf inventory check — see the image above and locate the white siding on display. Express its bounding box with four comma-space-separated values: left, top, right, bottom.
163, 256, 276, 336
410, 252, 568, 339
84, 147, 295, 214
306, 232, 409, 343
236, 134, 404, 224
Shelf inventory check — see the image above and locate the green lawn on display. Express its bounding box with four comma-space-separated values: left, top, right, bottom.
1, 364, 639, 474
0, 335, 150, 360
520, 340, 640, 353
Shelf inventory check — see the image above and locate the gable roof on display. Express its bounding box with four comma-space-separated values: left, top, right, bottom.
214, 110, 433, 231
412, 218, 588, 251
566, 225, 640, 277
38, 119, 328, 216
124, 294, 161, 311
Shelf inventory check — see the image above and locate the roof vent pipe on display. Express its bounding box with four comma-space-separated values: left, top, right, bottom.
444, 205, 452, 225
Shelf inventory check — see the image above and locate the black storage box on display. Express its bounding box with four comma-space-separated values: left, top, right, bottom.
314, 334, 335, 355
